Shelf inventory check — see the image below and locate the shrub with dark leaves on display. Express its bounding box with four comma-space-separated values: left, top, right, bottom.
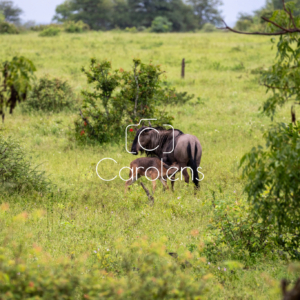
22, 76, 77, 113
0, 136, 51, 193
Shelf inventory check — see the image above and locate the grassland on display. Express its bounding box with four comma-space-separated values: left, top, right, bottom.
0, 31, 298, 299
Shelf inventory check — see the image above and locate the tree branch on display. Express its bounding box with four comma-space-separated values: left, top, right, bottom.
282, 0, 299, 30
261, 16, 294, 32
219, 19, 299, 36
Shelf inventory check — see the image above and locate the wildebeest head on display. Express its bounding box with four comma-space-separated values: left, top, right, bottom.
130, 126, 155, 155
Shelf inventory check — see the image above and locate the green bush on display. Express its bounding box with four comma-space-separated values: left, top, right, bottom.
39, 27, 60, 37
125, 26, 138, 33
75, 58, 173, 144
0, 238, 207, 299
238, 3, 300, 260
137, 26, 147, 32
162, 82, 195, 105
0, 136, 51, 193
204, 193, 277, 264
241, 122, 300, 259
202, 23, 216, 32
0, 21, 19, 34
150, 16, 172, 33
21, 76, 77, 113
30, 24, 62, 32
64, 20, 89, 33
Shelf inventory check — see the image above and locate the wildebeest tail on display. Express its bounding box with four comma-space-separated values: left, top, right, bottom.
187, 142, 199, 187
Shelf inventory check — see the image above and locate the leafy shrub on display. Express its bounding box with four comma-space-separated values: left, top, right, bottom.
125, 26, 137, 33
241, 122, 300, 259
235, 19, 253, 31
39, 27, 60, 37
137, 26, 147, 32
21, 76, 77, 113
0, 21, 19, 34
75, 58, 173, 144
64, 20, 89, 33
0, 237, 207, 299
0, 136, 51, 193
0, 56, 36, 121
202, 23, 216, 32
30, 24, 62, 31
205, 194, 277, 264
150, 16, 172, 33
162, 82, 195, 105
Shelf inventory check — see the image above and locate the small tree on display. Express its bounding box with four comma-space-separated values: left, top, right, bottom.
150, 16, 172, 33
188, 0, 223, 28
223, 1, 300, 258
76, 58, 174, 144
0, 56, 36, 122
0, 0, 22, 23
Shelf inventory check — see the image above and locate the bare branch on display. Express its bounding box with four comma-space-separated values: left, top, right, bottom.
219, 20, 288, 36
219, 18, 300, 36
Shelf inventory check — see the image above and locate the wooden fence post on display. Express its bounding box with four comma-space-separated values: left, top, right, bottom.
181, 58, 185, 79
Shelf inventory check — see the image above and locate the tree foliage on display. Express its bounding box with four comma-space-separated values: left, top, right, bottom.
150, 16, 172, 33
241, 122, 300, 258
188, 0, 223, 28
75, 58, 174, 144
235, 0, 300, 31
0, 56, 36, 122
233, 2, 300, 258
0, 0, 22, 23
0, 19, 18, 33
261, 11, 300, 117
53, 0, 222, 31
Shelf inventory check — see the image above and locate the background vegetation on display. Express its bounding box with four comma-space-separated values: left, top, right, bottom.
52, 0, 222, 32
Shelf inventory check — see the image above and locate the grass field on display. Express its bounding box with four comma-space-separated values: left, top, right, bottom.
0, 31, 298, 299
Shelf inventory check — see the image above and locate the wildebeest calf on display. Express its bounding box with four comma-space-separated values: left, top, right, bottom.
125, 157, 179, 194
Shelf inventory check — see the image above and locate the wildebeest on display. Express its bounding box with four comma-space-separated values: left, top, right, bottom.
130, 126, 202, 190
125, 157, 179, 194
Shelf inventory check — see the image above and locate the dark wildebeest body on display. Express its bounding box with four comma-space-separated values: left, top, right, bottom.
130, 127, 202, 190
125, 157, 179, 194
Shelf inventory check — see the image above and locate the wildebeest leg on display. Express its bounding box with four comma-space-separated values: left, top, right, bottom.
125, 173, 138, 193
152, 179, 157, 194
182, 168, 189, 184
159, 177, 169, 191
171, 175, 175, 191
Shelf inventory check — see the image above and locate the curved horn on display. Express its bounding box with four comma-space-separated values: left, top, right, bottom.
148, 121, 152, 127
